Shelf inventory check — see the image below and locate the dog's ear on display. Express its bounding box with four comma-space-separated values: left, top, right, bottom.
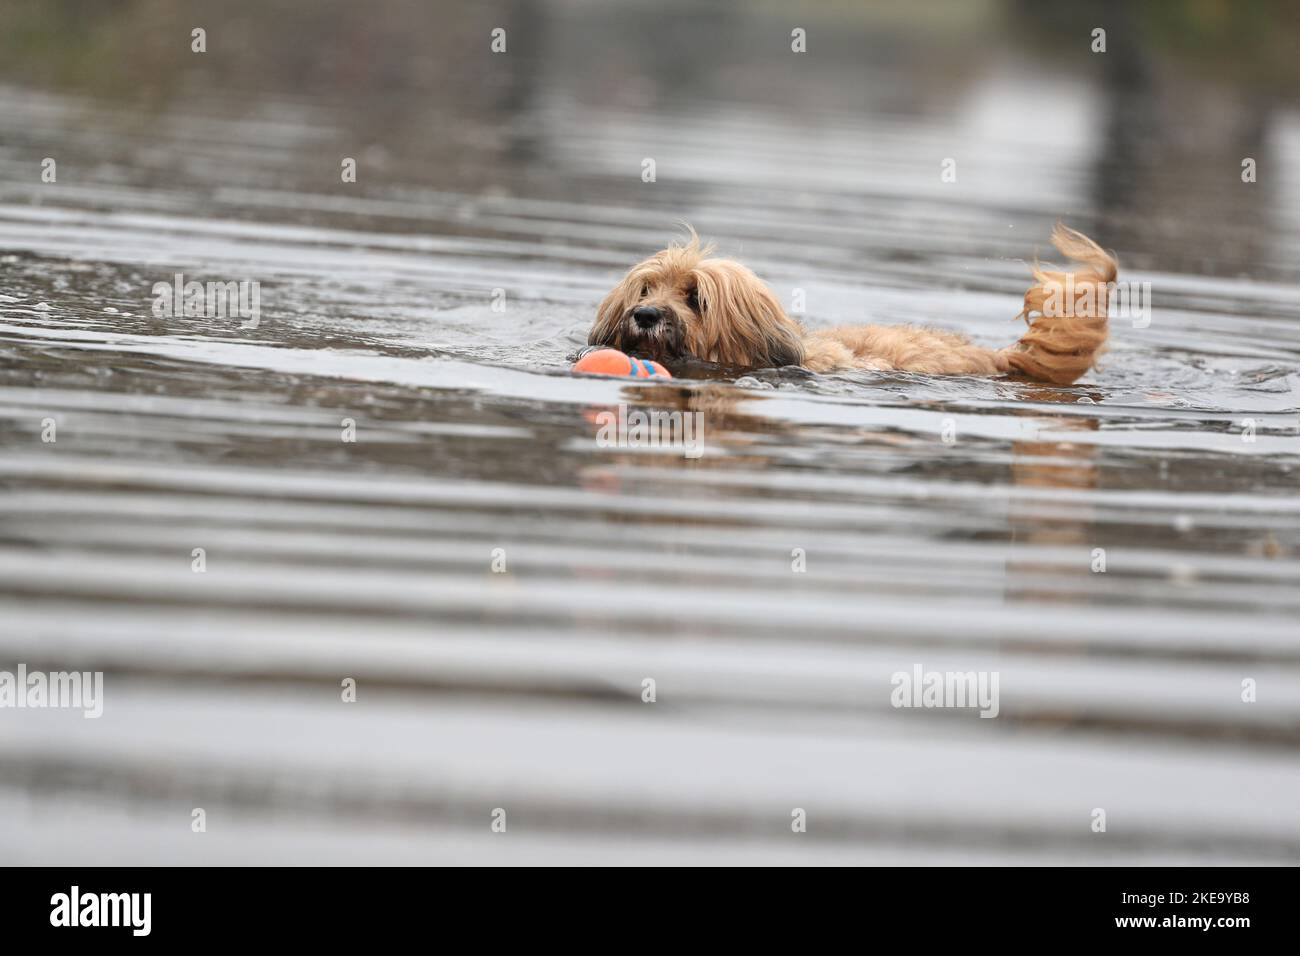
590, 273, 637, 347
763, 323, 806, 368
690, 259, 805, 368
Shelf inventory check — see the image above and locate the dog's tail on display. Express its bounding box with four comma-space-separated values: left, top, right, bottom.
1002, 223, 1116, 385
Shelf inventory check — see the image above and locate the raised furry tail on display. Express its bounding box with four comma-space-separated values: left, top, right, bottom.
1003, 223, 1116, 385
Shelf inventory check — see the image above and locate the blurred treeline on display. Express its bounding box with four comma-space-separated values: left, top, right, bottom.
1, 0, 1297, 103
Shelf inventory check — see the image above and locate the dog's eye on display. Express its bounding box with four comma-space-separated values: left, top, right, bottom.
685, 287, 700, 311
639, 284, 649, 299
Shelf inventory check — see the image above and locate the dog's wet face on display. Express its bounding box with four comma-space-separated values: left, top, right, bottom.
588, 250, 700, 364
589, 236, 806, 370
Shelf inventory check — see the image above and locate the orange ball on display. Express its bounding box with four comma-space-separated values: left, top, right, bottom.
571, 349, 672, 379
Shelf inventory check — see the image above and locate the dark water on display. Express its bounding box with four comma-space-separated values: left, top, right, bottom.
1, 1, 1298, 863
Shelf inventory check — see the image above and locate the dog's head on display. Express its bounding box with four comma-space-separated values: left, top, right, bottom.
588, 233, 805, 369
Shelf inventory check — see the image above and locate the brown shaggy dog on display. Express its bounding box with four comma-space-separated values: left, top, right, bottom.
589, 225, 1117, 385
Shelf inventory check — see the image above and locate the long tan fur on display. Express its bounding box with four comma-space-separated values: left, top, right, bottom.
1003, 223, 1116, 385
588, 224, 1116, 385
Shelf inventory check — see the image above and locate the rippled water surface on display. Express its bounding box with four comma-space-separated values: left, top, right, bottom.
2, 1, 1299, 864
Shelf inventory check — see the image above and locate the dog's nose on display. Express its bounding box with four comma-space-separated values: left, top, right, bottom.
632, 306, 662, 330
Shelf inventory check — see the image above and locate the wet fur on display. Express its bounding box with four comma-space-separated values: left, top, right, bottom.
589, 225, 1116, 385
